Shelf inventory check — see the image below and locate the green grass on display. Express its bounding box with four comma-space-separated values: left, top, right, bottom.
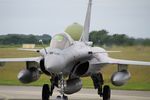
0, 46, 150, 90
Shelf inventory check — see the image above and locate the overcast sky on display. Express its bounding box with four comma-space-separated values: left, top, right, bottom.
0, 0, 150, 38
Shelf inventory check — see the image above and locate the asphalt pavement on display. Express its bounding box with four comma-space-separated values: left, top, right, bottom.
0, 86, 150, 100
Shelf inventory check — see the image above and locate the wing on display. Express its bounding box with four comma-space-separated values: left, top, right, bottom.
0, 57, 42, 63
97, 57, 150, 66
93, 51, 121, 53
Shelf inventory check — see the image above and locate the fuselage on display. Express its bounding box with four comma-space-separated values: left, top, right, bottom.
44, 40, 109, 77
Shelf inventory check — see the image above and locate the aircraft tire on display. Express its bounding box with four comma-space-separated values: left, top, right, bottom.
103, 85, 111, 100
42, 84, 50, 100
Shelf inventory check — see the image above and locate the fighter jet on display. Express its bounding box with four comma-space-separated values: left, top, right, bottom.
0, 0, 150, 100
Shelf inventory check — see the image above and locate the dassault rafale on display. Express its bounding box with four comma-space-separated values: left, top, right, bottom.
0, 0, 150, 100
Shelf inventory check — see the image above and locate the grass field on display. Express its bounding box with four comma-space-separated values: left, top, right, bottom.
0, 46, 150, 90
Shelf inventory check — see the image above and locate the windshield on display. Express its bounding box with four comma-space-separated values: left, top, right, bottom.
50, 34, 71, 49
54, 35, 64, 42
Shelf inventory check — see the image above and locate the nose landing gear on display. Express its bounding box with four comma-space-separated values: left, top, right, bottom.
42, 73, 68, 100
57, 73, 68, 100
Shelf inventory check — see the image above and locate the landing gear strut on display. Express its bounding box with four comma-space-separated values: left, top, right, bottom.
91, 72, 111, 100
57, 73, 68, 100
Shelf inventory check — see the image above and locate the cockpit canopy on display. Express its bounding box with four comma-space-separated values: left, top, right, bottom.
50, 33, 72, 50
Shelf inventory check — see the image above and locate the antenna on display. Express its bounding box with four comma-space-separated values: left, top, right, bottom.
80, 0, 92, 42
39, 39, 48, 54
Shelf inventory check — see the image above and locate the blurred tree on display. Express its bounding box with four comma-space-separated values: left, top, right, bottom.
89, 30, 109, 45
89, 30, 150, 46
0, 34, 51, 45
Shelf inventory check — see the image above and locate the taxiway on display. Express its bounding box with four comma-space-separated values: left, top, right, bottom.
0, 86, 150, 100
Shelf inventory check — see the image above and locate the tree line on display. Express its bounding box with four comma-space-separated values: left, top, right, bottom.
0, 30, 150, 46
0, 34, 51, 45
89, 30, 150, 46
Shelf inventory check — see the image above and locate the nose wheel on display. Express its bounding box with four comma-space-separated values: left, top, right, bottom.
56, 95, 68, 100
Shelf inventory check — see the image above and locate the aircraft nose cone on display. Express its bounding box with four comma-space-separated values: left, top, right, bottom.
45, 54, 65, 73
